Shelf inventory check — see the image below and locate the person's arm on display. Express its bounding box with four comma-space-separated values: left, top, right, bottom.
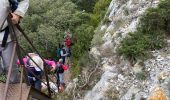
17, 57, 27, 65
51, 61, 56, 69
50, 61, 56, 71
45, 59, 56, 71
11, 0, 29, 24
60, 50, 68, 57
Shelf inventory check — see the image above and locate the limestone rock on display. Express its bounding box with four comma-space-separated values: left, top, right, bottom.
149, 86, 168, 100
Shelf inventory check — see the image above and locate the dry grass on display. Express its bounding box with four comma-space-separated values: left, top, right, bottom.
100, 46, 115, 57
105, 87, 119, 100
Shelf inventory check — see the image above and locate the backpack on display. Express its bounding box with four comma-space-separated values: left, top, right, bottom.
61, 48, 66, 55
56, 48, 61, 58
65, 38, 72, 47
57, 63, 64, 73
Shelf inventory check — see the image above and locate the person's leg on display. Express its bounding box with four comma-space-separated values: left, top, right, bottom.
34, 79, 41, 90
34, 71, 42, 91
67, 47, 71, 57
58, 73, 65, 92
65, 57, 69, 65
0, 53, 6, 82
61, 57, 65, 64
28, 77, 35, 87
0, 47, 5, 75
56, 72, 60, 86
2, 42, 19, 83
0, 56, 4, 75
59, 73, 64, 84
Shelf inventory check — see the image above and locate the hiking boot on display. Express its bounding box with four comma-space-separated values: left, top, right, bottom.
62, 83, 66, 88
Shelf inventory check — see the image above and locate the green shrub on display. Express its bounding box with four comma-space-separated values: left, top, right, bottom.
72, 24, 94, 59
136, 71, 147, 80
102, 17, 111, 25
90, 0, 112, 27
70, 0, 111, 78
71, 52, 96, 78
118, 0, 169, 61
123, 7, 129, 16
115, 19, 125, 29
71, 59, 80, 78
78, 52, 91, 68
91, 32, 104, 46
119, 32, 150, 61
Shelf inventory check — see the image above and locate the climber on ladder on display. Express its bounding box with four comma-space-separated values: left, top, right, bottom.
0, 0, 29, 83
17, 53, 44, 91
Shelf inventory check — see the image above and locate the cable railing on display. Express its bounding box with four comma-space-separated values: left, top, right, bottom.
3, 14, 59, 99
16, 25, 60, 96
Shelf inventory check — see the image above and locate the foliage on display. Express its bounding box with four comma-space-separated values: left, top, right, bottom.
20, 0, 88, 58
91, 27, 106, 46
0, 74, 6, 82
71, 52, 90, 78
71, 24, 94, 59
135, 71, 147, 80
102, 17, 111, 25
71, 0, 98, 12
69, 0, 111, 76
118, 0, 169, 61
52, 92, 72, 100
90, 0, 112, 27
91, 32, 103, 46
119, 31, 165, 61
20, 0, 111, 77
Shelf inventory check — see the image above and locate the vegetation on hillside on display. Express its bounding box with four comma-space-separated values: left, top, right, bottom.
71, 0, 98, 12
71, 0, 112, 77
20, 0, 112, 77
118, 0, 170, 62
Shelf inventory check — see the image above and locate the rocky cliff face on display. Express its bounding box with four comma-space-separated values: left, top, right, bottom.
85, 0, 170, 99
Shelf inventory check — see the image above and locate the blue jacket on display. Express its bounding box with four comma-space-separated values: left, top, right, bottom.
9, 0, 19, 11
